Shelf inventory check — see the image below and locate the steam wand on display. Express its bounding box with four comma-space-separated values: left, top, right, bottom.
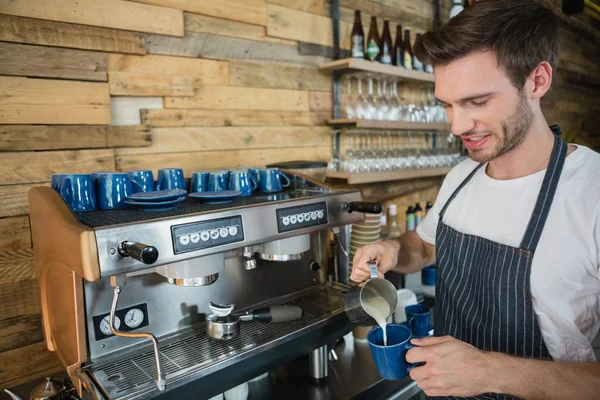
109, 275, 166, 391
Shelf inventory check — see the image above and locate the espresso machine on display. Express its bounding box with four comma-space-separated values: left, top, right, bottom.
28, 172, 380, 399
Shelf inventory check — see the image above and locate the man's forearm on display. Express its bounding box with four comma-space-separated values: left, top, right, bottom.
393, 231, 435, 274
489, 352, 600, 399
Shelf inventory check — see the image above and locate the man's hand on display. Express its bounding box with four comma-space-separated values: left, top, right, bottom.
406, 336, 498, 397
350, 240, 400, 282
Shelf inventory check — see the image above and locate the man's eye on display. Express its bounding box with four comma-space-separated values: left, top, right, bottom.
439, 102, 451, 109
470, 100, 489, 107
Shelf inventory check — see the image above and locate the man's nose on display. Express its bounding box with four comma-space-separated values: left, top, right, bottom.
449, 108, 475, 136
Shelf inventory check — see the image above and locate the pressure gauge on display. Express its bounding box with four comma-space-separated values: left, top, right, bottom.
100, 315, 120, 335
124, 308, 145, 329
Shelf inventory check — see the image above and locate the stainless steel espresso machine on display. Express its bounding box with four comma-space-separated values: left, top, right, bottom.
28, 172, 380, 399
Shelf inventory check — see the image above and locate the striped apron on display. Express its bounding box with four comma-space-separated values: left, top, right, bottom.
430, 133, 567, 400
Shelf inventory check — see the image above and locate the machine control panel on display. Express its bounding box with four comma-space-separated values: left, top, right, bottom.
276, 202, 328, 233
171, 215, 244, 254
92, 303, 149, 341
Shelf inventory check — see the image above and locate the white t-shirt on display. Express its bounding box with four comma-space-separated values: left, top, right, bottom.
416, 145, 600, 362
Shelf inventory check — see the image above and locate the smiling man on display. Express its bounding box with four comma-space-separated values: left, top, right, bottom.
350, 0, 600, 399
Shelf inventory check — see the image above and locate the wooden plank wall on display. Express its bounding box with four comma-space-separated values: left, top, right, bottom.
0, 0, 598, 389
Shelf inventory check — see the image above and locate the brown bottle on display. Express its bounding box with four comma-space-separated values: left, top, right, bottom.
380, 19, 392, 64
403, 28, 413, 69
393, 24, 404, 67
351, 10, 364, 59
366, 15, 381, 62
412, 33, 424, 71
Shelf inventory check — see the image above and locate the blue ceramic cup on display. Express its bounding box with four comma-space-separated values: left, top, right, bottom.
127, 170, 155, 193
156, 168, 185, 190
367, 324, 417, 380
51, 174, 68, 191
422, 265, 436, 286
405, 304, 431, 337
55, 174, 97, 212
258, 168, 290, 192
208, 171, 229, 192
190, 171, 210, 193
248, 167, 262, 185
228, 170, 258, 196
95, 172, 132, 210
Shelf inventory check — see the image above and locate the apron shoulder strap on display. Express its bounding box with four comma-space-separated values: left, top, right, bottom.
439, 162, 485, 220
520, 134, 568, 252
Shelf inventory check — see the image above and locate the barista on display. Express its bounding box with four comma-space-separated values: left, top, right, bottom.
351, 1, 600, 398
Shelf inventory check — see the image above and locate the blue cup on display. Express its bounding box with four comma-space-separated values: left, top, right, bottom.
95, 172, 132, 210
51, 174, 68, 191
258, 168, 291, 192
367, 324, 417, 380
405, 304, 431, 337
228, 170, 258, 196
157, 168, 185, 191
55, 174, 97, 212
248, 167, 261, 185
208, 171, 229, 192
422, 265, 436, 286
127, 170, 155, 193
190, 171, 210, 193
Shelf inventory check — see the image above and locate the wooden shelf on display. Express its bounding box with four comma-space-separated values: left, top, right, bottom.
328, 119, 450, 131
319, 58, 435, 83
326, 166, 452, 184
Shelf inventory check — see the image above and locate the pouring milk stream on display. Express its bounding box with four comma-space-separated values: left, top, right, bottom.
363, 296, 391, 345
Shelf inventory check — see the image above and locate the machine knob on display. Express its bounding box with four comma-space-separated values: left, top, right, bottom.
345, 201, 382, 214
118, 241, 159, 265
309, 261, 321, 272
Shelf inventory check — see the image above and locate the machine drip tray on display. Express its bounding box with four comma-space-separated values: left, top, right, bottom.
84, 283, 351, 400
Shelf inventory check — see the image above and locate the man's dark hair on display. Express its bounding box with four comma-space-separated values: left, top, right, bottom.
413, 0, 560, 89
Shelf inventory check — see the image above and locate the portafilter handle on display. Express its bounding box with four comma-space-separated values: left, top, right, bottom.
344, 202, 382, 214
239, 306, 304, 323
118, 241, 159, 265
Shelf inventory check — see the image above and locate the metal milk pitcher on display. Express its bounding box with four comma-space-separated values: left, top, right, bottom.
344, 262, 399, 326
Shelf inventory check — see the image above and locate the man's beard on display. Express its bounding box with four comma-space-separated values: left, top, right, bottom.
468, 93, 533, 163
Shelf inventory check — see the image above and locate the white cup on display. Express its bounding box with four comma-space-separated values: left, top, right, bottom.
393, 288, 418, 323
208, 394, 224, 400
224, 382, 249, 400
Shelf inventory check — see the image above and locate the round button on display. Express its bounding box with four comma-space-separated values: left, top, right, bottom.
297, 214, 304, 223
290, 215, 297, 224
219, 228, 228, 238
303, 212, 311, 221
228, 226, 238, 236
310, 211, 317, 220
190, 233, 200, 243
317, 210, 324, 219
282, 216, 290, 226
179, 235, 190, 245
200, 231, 210, 242
210, 230, 220, 240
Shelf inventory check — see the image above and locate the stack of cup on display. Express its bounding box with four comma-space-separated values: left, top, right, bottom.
349, 213, 381, 261
393, 288, 418, 324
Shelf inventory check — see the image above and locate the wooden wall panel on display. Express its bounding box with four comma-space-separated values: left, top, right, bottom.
115, 126, 330, 155
266, 0, 326, 15
144, 33, 328, 67
141, 109, 328, 127
129, 0, 268, 26
0, 0, 185, 36
184, 13, 296, 45
0, 280, 40, 321
0, 125, 151, 151
0, 216, 31, 252
0, 42, 107, 81
0, 249, 35, 285
0, 184, 48, 218
110, 97, 163, 126
0, 314, 43, 353
266, 4, 352, 49
229, 61, 332, 91
0, 341, 62, 388
0, 77, 111, 125
165, 86, 310, 111
116, 146, 332, 175
107, 54, 229, 96
0, 149, 115, 186
308, 91, 332, 112
0, 14, 146, 55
